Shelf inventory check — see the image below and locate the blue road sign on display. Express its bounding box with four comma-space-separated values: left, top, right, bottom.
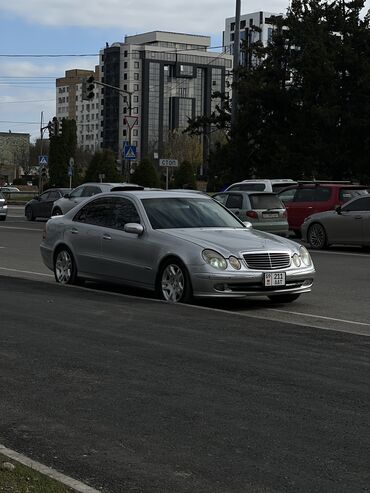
67, 167, 73, 177
38, 155, 48, 166
123, 144, 137, 160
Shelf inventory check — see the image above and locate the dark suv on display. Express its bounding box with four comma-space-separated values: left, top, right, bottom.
278, 183, 369, 235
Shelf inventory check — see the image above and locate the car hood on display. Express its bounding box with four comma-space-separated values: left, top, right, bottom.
162, 228, 298, 255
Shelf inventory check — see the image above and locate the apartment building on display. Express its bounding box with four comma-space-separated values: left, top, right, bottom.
223, 11, 281, 64
100, 31, 233, 161
56, 68, 101, 152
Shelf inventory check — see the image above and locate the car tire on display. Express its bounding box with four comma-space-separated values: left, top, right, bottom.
52, 207, 63, 216
156, 258, 193, 303
53, 247, 78, 285
268, 294, 301, 303
307, 223, 327, 249
25, 206, 35, 221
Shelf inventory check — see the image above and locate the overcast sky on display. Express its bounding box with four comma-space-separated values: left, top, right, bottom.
0, 0, 369, 142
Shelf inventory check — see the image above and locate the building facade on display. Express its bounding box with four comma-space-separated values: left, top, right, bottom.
56, 68, 101, 152
223, 11, 280, 64
100, 31, 233, 162
0, 131, 30, 183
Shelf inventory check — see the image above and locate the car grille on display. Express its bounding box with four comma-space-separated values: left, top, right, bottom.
242, 252, 291, 270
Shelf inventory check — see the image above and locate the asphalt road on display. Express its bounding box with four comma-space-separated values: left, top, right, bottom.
1, 276, 370, 493
1, 206, 370, 492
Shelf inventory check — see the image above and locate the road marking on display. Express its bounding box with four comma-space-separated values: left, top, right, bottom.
0, 225, 42, 232
0, 266, 53, 277
310, 250, 370, 259
0, 444, 101, 493
267, 308, 370, 327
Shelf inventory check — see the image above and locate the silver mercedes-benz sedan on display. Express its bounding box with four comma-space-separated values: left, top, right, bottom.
40, 190, 315, 303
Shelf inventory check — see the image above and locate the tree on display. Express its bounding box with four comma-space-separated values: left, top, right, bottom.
187, 1, 370, 183
173, 160, 197, 189
84, 149, 122, 182
163, 131, 203, 172
49, 118, 77, 187
131, 158, 160, 187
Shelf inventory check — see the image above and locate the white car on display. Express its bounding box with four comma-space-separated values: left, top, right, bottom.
0, 191, 8, 221
225, 179, 297, 193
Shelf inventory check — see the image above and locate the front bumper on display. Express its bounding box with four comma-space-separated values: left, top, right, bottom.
191, 266, 315, 298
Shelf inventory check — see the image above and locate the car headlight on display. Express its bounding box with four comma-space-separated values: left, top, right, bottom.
228, 256, 241, 270
292, 253, 301, 267
202, 249, 227, 270
299, 246, 312, 266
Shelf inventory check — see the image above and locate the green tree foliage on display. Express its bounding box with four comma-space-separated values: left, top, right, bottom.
84, 149, 122, 183
188, 0, 370, 184
49, 119, 77, 187
131, 157, 160, 187
173, 160, 197, 189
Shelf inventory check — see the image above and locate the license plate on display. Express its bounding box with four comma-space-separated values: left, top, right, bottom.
262, 212, 279, 218
264, 272, 286, 287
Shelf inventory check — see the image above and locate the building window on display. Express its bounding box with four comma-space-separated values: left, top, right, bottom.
134, 84, 139, 91
133, 107, 138, 114
124, 73, 128, 80
133, 129, 138, 136
124, 62, 128, 68
123, 129, 127, 136
134, 61, 139, 68
124, 50, 128, 57
240, 20, 246, 29
230, 22, 235, 31
124, 84, 128, 91
134, 73, 139, 80
134, 95, 139, 102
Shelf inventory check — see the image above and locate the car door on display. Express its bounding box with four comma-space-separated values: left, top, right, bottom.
100, 197, 155, 287
42, 190, 61, 218
33, 191, 51, 217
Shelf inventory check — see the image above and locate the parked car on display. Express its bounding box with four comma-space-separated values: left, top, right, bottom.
278, 182, 369, 236
225, 179, 297, 193
0, 186, 20, 193
24, 188, 71, 221
212, 191, 288, 236
0, 191, 8, 221
51, 182, 143, 216
302, 195, 370, 249
40, 190, 315, 304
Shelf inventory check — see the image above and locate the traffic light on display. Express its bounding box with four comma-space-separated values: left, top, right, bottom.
82, 75, 95, 100
40, 166, 48, 180
47, 120, 54, 137
52, 116, 59, 136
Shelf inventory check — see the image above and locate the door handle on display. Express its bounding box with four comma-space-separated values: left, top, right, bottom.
71, 227, 78, 234
102, 233, 112, 240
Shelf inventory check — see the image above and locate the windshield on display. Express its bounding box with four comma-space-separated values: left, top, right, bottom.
142, 197, 245, 229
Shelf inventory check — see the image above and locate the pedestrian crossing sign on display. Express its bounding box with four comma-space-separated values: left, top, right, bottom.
123, 144, 137, 160
38, 155, 48, 166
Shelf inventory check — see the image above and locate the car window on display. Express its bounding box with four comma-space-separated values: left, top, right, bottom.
229, 183, 266, 191
250, 194, 284, 209
82, 186, 102, 197
48, 191, 61, 201
339, 188, 368, 202
213, 194, 227, 205
272, 183, 296, 193
74, 197, 115, 227
314, 187, 331, 201
142, 197, 244, 229
342, 197, 370, 212
279, 188, 296, 203
226, 194, 243, 209
40, 191, 50, 201
112, 198, 141, 230
70, 187, 85, 198
0, 192, 4, 200
293, 189, 316, 202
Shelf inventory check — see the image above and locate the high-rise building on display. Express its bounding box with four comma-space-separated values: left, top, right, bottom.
56, 68, 101, 152
223, 11, 281, 65
100, 31, 232, 162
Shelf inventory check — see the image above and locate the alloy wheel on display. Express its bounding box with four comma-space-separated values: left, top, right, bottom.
308, 223, 327, 249
55, 250, 73, 283
161, 263, 185, 302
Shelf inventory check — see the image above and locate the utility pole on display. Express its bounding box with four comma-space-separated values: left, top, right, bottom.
231, 0, 241, 127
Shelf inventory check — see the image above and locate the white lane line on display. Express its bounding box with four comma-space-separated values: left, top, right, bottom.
0, 266, 53, 277
310, 250, 370, 259
0, 225, 43, 232
267, 308, 370, 327
0, 444, 101, 493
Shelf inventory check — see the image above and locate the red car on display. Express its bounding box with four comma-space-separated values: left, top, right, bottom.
278, 183, 369, 236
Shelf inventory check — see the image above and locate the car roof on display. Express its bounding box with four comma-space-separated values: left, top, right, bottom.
279, 183, 368, 191
94, 190, 213, 200
216, 191, 277, 195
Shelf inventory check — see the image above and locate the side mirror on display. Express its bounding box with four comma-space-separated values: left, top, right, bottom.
335, 205, 342, 214
243, 221, 253, 229
124, 223, 144, 235
34, 195, 40, 201
63, 193, 70, 199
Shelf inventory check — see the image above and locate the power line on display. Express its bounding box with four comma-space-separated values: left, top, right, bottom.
0, 99, 55, 104
0, 120, 40, 124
